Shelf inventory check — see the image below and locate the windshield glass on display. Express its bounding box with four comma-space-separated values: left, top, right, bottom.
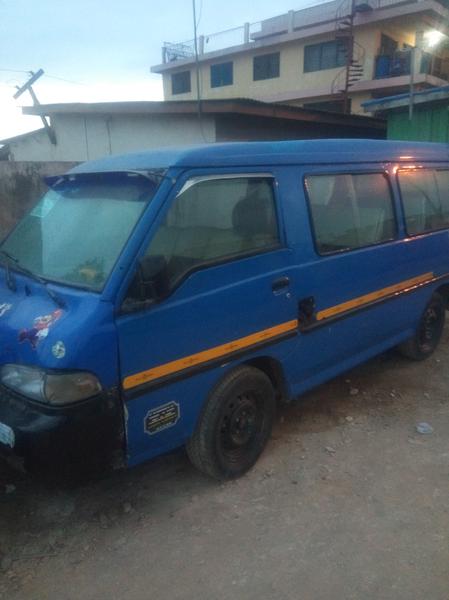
0, 172, 157, 291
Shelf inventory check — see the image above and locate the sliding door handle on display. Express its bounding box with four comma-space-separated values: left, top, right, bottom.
271, 276, 290, 293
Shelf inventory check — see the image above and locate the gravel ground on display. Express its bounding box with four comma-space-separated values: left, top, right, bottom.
1, 329, 448, 600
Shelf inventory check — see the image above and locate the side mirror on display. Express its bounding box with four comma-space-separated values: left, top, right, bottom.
137, 255, 168, 301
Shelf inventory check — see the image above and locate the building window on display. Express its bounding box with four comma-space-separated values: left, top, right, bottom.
253, 52, 280, 81
171, 71, 191, 95
304, 41, 347, 72
398, 169, 449, 235
305, 173, 396, 254
211, 62, 233, 88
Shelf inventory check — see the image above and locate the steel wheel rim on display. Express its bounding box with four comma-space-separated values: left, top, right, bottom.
418, 304, 441, 352
218, 392, 264, 466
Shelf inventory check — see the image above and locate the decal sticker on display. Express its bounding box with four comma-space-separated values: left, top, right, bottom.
144, 402, 180, 436
52, 341, 66, 359
19, 309, 63, 349
31, 194, 58, 218
0, 303, 12, 318
0, 422, 15, 448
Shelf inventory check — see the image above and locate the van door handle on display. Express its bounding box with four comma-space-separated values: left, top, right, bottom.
298, 296, 316, 329
271, 276, 290, 293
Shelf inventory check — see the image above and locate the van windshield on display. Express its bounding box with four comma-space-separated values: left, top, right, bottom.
0, 172, 157, 291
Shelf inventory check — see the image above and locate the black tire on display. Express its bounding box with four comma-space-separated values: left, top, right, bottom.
186, 366, 276, 480
398, 292, 445, 361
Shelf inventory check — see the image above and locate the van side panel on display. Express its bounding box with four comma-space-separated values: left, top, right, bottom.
279, 164, 449, 397
119, 160, 449, 468
117, 167, 299, 465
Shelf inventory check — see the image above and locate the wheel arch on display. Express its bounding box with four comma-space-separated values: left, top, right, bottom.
435, 283, 449, 309
241, 355, 291, 404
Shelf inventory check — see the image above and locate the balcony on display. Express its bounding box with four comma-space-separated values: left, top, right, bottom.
374, 50, 449, 81
156, 0, 449, 68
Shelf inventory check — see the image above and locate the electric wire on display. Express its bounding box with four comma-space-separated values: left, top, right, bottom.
0, 69, 86, 86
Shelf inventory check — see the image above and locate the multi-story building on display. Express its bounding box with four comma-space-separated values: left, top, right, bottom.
151, 0, 449, 114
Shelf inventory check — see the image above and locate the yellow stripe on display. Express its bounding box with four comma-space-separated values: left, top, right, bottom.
123, 271, 435, 391
316, 272, 434, 321
123, 319, 299, 390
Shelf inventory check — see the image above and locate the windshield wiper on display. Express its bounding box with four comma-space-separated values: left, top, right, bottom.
0, 249, 65, 308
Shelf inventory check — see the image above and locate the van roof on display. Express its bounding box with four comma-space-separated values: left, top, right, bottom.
70, 139, 449, 174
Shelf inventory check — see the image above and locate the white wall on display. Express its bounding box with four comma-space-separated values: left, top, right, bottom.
7, 113, 217, 162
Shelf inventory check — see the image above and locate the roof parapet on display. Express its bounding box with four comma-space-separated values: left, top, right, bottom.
154, 0, 446, 70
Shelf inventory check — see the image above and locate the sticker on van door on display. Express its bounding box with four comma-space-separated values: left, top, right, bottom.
144, 402, 180, 435
18, 309, 63, 349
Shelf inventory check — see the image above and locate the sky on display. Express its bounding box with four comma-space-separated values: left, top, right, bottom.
0, 0, 320, 140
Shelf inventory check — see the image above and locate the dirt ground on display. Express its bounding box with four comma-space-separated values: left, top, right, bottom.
1, 329, 448, 600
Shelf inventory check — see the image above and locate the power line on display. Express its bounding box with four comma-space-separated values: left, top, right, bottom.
0, 68, 86, 86
0, 68, 29, 74
44, 73, 87, 86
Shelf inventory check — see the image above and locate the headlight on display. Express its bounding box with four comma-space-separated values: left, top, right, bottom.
0, 364, 102, 405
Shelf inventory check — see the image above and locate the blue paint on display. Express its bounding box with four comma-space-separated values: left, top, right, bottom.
66, 139, 449, 172
1, 139, 449, 472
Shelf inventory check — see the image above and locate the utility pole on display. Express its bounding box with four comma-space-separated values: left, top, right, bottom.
192, 0, 202, 118
14, 69, 56, 145
408, 46, 415, 121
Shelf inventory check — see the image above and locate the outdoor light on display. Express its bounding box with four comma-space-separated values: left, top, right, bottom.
424, 30, 445, 48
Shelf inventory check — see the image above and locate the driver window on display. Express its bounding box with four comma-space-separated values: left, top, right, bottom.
145, 175, 279, 289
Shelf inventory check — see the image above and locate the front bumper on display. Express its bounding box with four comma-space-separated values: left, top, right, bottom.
0, 384, 125, 474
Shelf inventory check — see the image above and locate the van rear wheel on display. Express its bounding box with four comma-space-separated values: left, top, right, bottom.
186, 366, 276, 480
398, 293, 445, 361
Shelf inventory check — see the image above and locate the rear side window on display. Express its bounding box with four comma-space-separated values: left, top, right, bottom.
398, 169, 449, 235
305, 173, 396, 254
146, 176, 279, 288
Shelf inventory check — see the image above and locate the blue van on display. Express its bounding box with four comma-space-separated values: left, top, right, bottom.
0, 139, 448, 478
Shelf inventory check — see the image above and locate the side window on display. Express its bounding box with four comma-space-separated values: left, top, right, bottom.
398, 169, 449, 235
305, 173, 396, 254
146, 177, 280, 289
211, 62, 233, 88
304, 41, 346, 72
253, 53, 280, 81
171, 71, 191, 95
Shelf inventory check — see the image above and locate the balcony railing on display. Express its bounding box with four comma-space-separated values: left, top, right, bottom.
162, 22, 263, 64
160, 0, 444, 64
374, 50, 449, 80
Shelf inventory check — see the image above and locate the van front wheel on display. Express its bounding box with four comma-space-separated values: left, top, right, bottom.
399, 293, 445, 361
186, 366, 276, 480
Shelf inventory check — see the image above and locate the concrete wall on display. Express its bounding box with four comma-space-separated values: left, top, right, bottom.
0, 161, 77, 239
7, 114, 217, 162
163, 37, 346, 102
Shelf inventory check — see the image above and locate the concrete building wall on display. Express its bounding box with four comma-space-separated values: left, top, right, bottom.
164, 36, 348, 102
7, 114, 217, 162
161, 16, 439, 114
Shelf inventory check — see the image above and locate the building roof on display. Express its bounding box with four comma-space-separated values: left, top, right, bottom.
0, 127, 45, 147
68, 139, 449, 173
22, 98, 385, 129
363, 85, 449, 112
